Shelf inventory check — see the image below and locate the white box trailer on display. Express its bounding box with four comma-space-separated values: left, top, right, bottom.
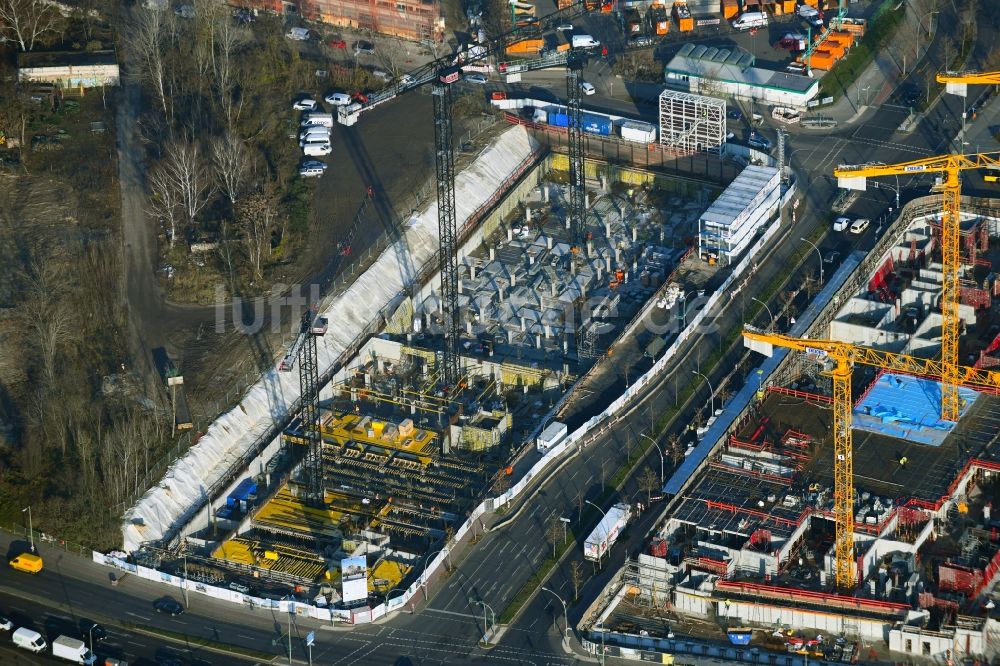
620, 120, 657, 143
536, 421, 568, 452
583, 503, 631, 561
53, 635, 96, 665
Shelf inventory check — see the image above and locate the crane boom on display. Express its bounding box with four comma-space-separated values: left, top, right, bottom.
743, 327, 1000, 588
936, 70, 1000, 96
832, 152, 1000, 421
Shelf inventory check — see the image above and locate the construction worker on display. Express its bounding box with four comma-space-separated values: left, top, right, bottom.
898, 455, 908, 467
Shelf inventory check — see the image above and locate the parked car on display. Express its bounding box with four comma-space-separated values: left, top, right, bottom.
747, 132, 772, 150
850, 218, 871, 234
727, 108, 743, 120
372, 69, 392, 82
823, 250, 841, 265
627, 35, 654, 48
399, 74, 416, 86
293, 98, 317, 111
833, 216, 851, 231
556, 23, 574, 31
324, 92, 352, 106
354, 40, 375, 55
327, 39, 347, 49
579, 81, 596, 95
153, 597, 185, 616
464, 72, 488, 84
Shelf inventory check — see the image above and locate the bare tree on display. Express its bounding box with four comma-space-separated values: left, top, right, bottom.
569, 560, 585, 601
15, 257, 80, 387
236, 188, 279, 281
0, 0, 58, 51
211, 131, 251, 210
210, 13, 250, 128
128, 8, 171, 119
546, 516, 563, 558
638, 466, 659, 506
156, 139, 214, 234
148, 164, 182, 249
668, 433, 684, 466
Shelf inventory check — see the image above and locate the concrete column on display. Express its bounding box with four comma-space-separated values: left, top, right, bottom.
615, 248, 622, 265
543, 185, 549, 202
467, 320, 474, 334
498, 286, 505, 301
632, 226, 638, 243
544, 324, 552, 338
547, 235, 553, 250
470, 264, 477, 280
563, 337, 569, 354
529, 253, 535, 265
535, 333, 542, 349
511, 272, 517, 287
507, 226, 513, 241
520, 317, 526, 332
550, 282, 557, 297
587, 240, 594, 256
458, 278, 463, 293
597, 265, 603, 282
585, 192, 590, 208
605, 221, 612, 237
606, 256, 612, 272
507, 329, 515, 344
490, 246, 496, 261
600, 175, 607, 191
526, 207, 532, 222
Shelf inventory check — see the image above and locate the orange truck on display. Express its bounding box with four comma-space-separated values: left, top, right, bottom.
672, 1, 693, 31
650, 1, 670, 34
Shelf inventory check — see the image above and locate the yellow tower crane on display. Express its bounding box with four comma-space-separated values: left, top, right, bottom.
832, 152, 1000, 422
742, 327, 1000, 589
936, 70, 1000, 98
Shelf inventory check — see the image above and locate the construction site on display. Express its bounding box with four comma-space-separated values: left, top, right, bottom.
581, 188, 1000, 663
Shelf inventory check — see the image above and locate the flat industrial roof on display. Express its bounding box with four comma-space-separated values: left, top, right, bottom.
699, 165, 779, 229
18, 50, 118, 68
665, 55, 818, 95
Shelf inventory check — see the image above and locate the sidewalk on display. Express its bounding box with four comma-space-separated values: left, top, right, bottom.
795, 0, 954, 127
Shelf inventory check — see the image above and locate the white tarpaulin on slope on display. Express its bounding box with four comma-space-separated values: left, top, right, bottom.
122, 126, 540, 552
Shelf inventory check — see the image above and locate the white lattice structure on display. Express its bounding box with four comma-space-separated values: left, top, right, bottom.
658, 90, 726, 154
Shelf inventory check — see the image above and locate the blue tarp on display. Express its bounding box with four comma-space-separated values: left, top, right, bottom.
853, 373, 979, 446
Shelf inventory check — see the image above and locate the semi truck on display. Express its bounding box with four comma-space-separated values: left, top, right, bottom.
584, 503, 632, 561
53, 635, 96, 665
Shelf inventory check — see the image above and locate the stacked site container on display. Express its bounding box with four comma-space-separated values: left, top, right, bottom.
828, 30, 855, 48
298, 0, 445, 42
807, 50, 836, 70
672, 2, 694, 31
721, 0, 739, 19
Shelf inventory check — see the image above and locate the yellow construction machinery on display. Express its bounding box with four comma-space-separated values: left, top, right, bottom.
832, 151, 1000, 422
742, 327, 1000, 589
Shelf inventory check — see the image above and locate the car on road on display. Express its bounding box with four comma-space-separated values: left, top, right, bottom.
579, 81, 596, 95
293, 98, 317, 111
0, 615, 12, 631
464, 72, 488, 84
556, 23, 574, 31
153, 597, 185, 616
727, 108, 743, 120
80, 620, 108, 642
823, 250, 841, 265
833, 216, 851, 232
354, 40, 375, 55
850, 218, 871, 234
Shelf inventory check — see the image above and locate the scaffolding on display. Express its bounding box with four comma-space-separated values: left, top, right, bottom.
658, 90, 726, 155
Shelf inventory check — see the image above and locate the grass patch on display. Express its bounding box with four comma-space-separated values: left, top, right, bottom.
818, 0, 905, 101
126, 623, 274, 661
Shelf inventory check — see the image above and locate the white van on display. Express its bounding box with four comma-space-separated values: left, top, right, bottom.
303, 143, 332, 156
732, 11, 768, 30
13, 627, 47, 653
301, 112, 334, 127
833, 216, 850, 232
299, 129, 331, 145
849, 218, 871, 234
324, 92, 352, 106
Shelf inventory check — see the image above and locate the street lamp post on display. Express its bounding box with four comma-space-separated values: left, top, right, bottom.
584, 500, 609, 565
799, 237, 824, 285
639, 433, 665, 485
284, 596, 295, 666
751, 296, 775, 332
476, 600, 496, 644
22, 507, 33, 553
692, 370, 715, 417
559, 516, 571, 543
678, 290, 699, 329
541, 586, 570, 639
420, 548, 445, 601
919, 9, 939, 38
87, 625, 94, 655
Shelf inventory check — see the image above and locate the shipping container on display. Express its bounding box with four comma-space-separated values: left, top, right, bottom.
721, 0, 739, 19
625, 8, 645, 34
505, 38, 545, 55
581, 111, 612, 135
807, 49, 836, 70
549, 111, 569, 127
827, 30, 854, 48
820, 39, 846, 59
620, 120, 657, 143
672, 1, 694, 31
536, 421, 568, 452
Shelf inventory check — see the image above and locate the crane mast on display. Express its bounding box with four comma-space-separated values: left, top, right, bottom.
433, 71, 461, 387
